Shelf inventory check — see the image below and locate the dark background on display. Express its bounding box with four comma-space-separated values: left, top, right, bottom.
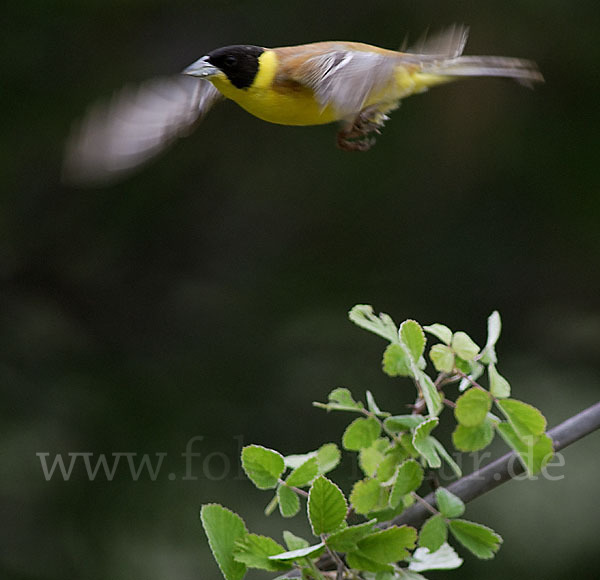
2, 1, 599, 579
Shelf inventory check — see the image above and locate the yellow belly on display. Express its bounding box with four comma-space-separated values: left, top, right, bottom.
210, 74, 338, 126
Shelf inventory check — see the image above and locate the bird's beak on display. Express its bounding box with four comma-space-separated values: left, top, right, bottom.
182, 56, 219, 78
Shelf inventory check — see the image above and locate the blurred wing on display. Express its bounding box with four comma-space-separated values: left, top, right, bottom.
63, 76, 222, 185
405, 24, 469, 58
293, 47, 398, 118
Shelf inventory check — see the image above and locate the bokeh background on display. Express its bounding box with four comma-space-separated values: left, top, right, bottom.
2, 1, 599, 579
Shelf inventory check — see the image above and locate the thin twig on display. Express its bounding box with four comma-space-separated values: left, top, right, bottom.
279, 480, 310, 498
410, 492, 439, 515
455, 370, 487, 391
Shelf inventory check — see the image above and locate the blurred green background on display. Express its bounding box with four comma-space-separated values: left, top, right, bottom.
2, 1, 599, 579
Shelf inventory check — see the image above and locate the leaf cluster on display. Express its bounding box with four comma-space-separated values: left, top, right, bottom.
201, 306, 553, 580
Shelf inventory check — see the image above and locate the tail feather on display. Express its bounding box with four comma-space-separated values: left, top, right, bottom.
403, 25, 543, 88
421, 55, 544, 87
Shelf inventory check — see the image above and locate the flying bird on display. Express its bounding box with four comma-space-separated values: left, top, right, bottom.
63, 25, 543, 184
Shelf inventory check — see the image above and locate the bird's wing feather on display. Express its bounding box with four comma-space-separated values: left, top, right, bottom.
405, 24, 469, 59
63, 76, 222, 185
288, 45, 400, 118
283, 26, 470, 119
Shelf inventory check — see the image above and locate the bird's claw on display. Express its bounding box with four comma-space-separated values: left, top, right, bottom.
336, 108, 389, 152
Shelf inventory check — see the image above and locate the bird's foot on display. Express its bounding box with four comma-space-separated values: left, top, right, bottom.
355, 108, 390, 134
336, 131, 376, 151
336, 107, 390, 152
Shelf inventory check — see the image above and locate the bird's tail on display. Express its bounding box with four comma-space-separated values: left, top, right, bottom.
419, 55, 544, 88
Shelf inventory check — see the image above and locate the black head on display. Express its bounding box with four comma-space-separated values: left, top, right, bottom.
206, 45, 265, 89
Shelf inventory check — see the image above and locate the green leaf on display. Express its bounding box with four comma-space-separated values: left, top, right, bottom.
241, 445, 285, 490
374, 437, 390, 453
277, 485, 300, 518
431, 439, 462, 478
283, 452, 315, 470
382, 343, 412, 377
423, 323, 453, 346
316, 443, 341, 474
356, 526, 417, 563
319, 387, 364, 412
360, 445, 386, 477
233, 534, 290, 571
350, 478, 384, 515
418, 514, 448, 553
429, 344, 455, 373
285, 457, 318, 487
497, 423, 554, 475
486, 311, 502, 347
308, 476, 347, 535
349, 305, 399, 343
368, 500, 407, 524
435, 488, 465, 518
496, 399, 547, 440
343, 417, 382, 451
530, 433, 555, 474
326, 520, 377, 552
400, 320, 426, 362
458, 360, 484, 392
329, 387, 360, 407
376, 451, 404, 483
366, 390, 388, 416
455, 388, 491, 427
454, 356, 471, 374
417, 371, 443, 416
409, 543, 463, 572
451, 332, 480, 361
268, 542, 325, 561
488, 364, 511, 398
412, 417, 441, 469
400, 432, 420, 458
390, 460, 424, 507
283, 530, 308, 551
200, 504, 248, 580
264, 493, 278, 516
448, 520, 502, 559
452, 421, 495, 452
346, 551, 393, 573
384, 414, 426, 432
480, 311, 501, 365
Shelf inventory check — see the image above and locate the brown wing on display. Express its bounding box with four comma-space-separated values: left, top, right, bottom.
63, 76, 222, 186
274, 42, 402, 119
272, 27, 471, 119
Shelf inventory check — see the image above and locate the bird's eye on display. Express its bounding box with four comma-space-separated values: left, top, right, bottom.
224, 55, 238, 67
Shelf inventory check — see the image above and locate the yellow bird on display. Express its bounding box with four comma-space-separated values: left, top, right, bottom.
63, 25, 542, 184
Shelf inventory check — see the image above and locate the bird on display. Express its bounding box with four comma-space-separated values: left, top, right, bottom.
63, 25, 543, 184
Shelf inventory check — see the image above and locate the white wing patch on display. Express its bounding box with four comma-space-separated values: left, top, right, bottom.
297, 48, 399, 118
63, 76, 222, 185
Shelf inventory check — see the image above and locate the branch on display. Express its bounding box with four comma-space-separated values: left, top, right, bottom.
391, 401, 600, 528
297, 402, 600, 576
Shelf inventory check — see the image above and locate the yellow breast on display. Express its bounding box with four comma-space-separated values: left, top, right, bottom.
209, 50, 338, 126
